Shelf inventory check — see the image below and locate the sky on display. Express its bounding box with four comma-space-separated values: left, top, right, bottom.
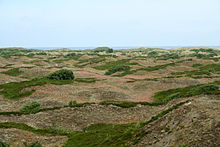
0, 0, 220, 47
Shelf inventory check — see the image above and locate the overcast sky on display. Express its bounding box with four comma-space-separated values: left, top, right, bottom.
0, 0, 220, 47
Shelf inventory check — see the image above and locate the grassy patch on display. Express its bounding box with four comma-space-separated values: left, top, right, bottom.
114, 62, 176, 77
0, 101, 188, 147
192, 63, 202, 67
105, 65, 131, 75
75, 78, 97, 83
1, 68, 23, 76
0, 70, 74, 100
68, 101, 95, 107
74, 57, 106, 68
171, 64, 220, 78
126, 78, 158, 83
93, 59, 133, 70
19, 102, 41, 114
0, 79, 73, 100
154, 84, 219, 103
200, 64, 220, 73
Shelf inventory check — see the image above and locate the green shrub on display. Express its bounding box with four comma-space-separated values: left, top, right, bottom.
105, 65, 131, 75
157, 53, 180, 60
93, 59, 132, 70
68, 101, 95, 107
0, 79, 72, 100
75, 78, 96, 83
35, 69, 74, 80
74, 57, 106, 68
200, 64, 220, 73
19, 102, 41, 113
23, 142, 42, 147
46, 69, 74, 80
192, 64, 202, 67
92, 47, 113, 53
1, 68, 23, 76
0, 141, 9, 147
154, 83, 219, 103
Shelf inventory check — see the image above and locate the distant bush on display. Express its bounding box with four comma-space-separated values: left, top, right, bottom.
23, 142, 42, 147
74, 57, 106, 68
148, 51, 158, 57
157, 53, 180, 60
192, 64, 202, 67
19, 102, 41, 114
65, 53, 76, 57
93, 47, 113, 53
94, 59, 132, 70
68, 100, 95, 107
37, 69, 74, 80
75, 78, 96, 83
105, 65, 131, 75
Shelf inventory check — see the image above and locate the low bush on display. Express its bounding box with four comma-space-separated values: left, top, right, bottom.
19, 102, 41, 114
68, 101, 95, 107
1, 68, 23, 76
192, 64, 202, 67
23, 142, 42, 147
105, 65, 131, 75
0, 141, 9, 147
93, 59, 132, 70
44, 69, 74, 80
34, 69, 74, 81
0, 70, 74, 99
154, 84, 219, 103
75, 78, 96, 83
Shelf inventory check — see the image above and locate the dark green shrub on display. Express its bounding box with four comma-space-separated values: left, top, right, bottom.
38, 69, 74, 80
192, 64, 202, 67
1, 68, 23, 76
105, 65, 131, 75
93, 47, 113, 53
154, 83, 219, 103
19, 102, 41, 113
0, 141, 9, 147
68, 101, 95, 107
75, 78, 96, 83
200, 64, 220, 73
186, 84, 219, 96
23, 142, 42, 147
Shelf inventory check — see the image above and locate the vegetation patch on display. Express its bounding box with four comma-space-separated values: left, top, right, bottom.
0, 70, 74, 99
192, 63, 202, 67
19, 102, 41, 114
68, 101, 95, 107
75, 78, 97, 83
200, 64, 220, 73
0, 101, 188, 147
74, 57, 106, 68
105, 65, 131, 75
1, 68, 23, 76
114, 62, 176, 77
171, 64, 220, 78
34, 69, 74, 80
154, 83, 219, 104
23, 142, 42, 147
93, 59, 134, 70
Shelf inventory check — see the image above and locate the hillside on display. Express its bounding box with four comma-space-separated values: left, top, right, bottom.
0, 47, 219, 147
